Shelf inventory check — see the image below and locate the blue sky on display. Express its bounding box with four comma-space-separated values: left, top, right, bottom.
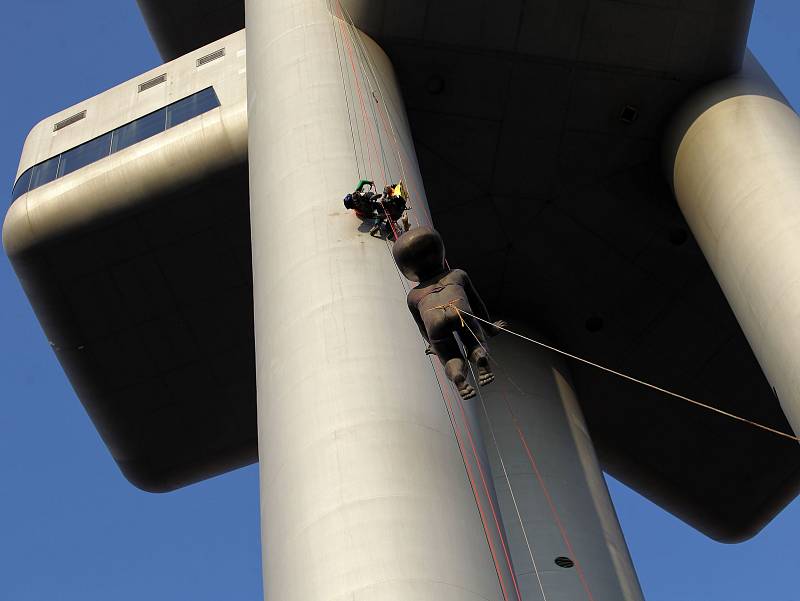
1, 2, 799, 600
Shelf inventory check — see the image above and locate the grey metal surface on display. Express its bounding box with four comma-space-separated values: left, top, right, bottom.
452, 334, 520, 601
667, 56, 800, 446
138, 0, 752, 77
480, 331, 644, 601
246, 1, 504, 598
663, 51, 789, 182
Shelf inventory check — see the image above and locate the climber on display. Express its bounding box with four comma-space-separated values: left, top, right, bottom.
343, 179, 410, 237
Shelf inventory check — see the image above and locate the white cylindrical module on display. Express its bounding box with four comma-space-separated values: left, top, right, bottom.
666, 55, 800, 440
245, 1, 505, 599
478, 332, 645, 601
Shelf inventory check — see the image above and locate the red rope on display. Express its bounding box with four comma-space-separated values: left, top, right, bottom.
371, 95, 426, 227
378, 199, 400, 241
335, 1, 386, 186
367, 78, 434, 228
334, 10, 517, 596
452, 378, 522, 601
497, 376, 597, 601
338, 3, 433, 229
432, 360, 512, 601
445, 310, 601, 601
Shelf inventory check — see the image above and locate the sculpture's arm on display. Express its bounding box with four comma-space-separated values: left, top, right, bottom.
462, 271, 492, 322
408, 296, 430, 343
463, 271, 506, 336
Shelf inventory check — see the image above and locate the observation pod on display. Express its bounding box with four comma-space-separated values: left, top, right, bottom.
4, 31, 252, 490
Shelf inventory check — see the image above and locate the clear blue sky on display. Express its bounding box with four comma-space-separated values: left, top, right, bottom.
1, 2, 798, 600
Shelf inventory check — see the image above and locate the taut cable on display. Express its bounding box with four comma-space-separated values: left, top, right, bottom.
453, 307, 799, 443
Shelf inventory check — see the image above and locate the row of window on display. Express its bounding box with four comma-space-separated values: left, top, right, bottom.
11, 87, 221, 202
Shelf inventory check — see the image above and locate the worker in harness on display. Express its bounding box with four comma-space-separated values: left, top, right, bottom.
343, 179, 410, 237
392, 226, 507, 399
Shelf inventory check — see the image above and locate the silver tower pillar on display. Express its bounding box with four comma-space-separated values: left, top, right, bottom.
245, 1, 505, 599
481, 333, 645, 601
666, 54, 800, 439
246, 1, 646, 599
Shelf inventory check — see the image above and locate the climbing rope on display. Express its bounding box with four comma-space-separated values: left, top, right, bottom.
332, 0, 384, 187
448, 351, 523, 601
378, 198, 401, 241
382, 240, 520, 601
332, 16, 511, 569
386, 252, 597, 601
382, 243, 602, 601
457, 335, 550, 601
329, 4, 606, 598
435, 361, 516, 601
459, 319, 598, 601
334, 0, 431, 228
452, 305, 800, 443
329, 0, 365, 180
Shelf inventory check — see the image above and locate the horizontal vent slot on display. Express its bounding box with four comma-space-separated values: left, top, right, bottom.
138, 73, 167, 92
197, 48, 225, 67
53, 110, 87, 132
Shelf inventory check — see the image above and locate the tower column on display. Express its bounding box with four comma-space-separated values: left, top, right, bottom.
480, 332, 645, 601
665, 54, 800, 439
245, 0, 505, 599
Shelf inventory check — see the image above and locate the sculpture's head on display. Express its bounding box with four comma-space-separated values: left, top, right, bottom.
392, 226, 446, 282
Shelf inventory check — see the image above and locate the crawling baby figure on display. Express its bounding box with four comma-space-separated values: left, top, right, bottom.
392, 227, 506, 399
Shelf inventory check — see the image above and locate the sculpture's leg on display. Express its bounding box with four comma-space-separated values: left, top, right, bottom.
469, 346, 495, 386
245, 1, 508, 599
665, 53, 800, 439
445, 356, 475, 400
480, 331, 646, 601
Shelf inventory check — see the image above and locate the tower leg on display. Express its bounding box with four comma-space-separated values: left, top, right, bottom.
479, 332, 646, 601
665, 54, 800, 439
245, 1, 507, 599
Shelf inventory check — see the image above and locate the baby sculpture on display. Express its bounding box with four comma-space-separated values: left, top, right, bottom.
393, 227, 506, 399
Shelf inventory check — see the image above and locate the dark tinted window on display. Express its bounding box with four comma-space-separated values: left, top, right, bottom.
166, 88, 220, 128
111, 108, 167, 153
59, 133, 112, 177
10, 88, 221, 200
29, 156, 61, 190
11, 168, 32, 201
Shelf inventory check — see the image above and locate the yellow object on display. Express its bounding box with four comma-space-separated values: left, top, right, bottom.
389, 180, 405, 198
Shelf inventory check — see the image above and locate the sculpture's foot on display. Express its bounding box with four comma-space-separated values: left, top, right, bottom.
477, 370, 495, 387
446, 358, 475, 399
473, 351, 495, 387
457, 380, 476, 399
